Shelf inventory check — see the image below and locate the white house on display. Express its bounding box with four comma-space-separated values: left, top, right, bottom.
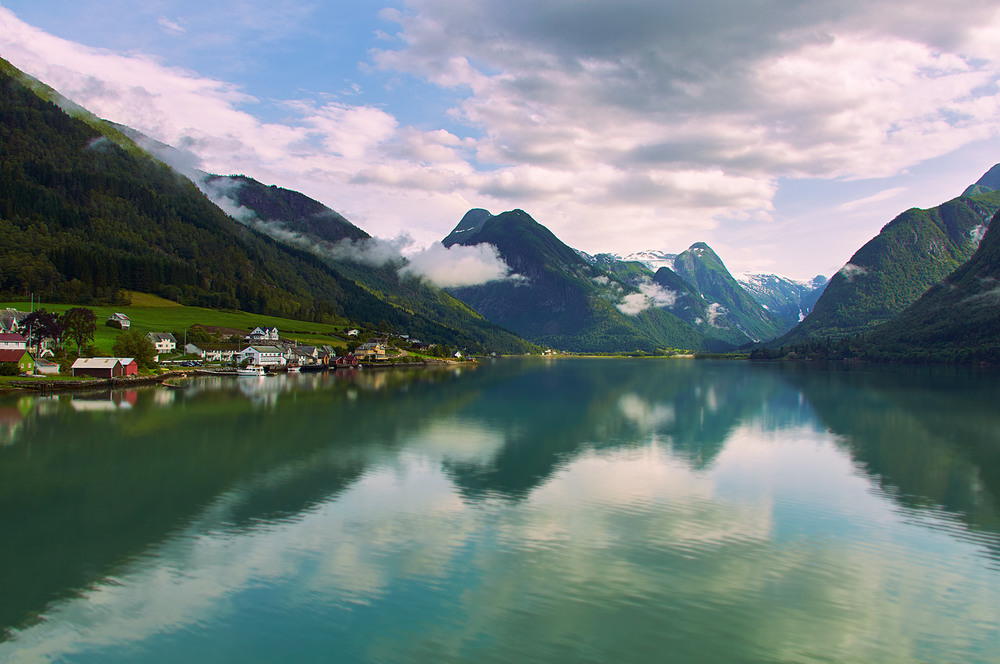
0, 333, 26, 350
248, 327, 279, 342
238, 345, 286, 366
187, 343, 240, 363
106, 313, 131, 329
146, 333, 177, 355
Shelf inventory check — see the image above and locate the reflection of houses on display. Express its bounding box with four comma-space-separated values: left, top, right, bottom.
355, 342, 386, 361
0, 407, 24, 446
106, 313, 131, 329
247, 327, 279, 343
146, 333, 177, 357
238, 345, 286, 366
185, 343, 240, 363
71, 357, 139, 378
0, 349, 34, 374
71, 390, 136, 412
0, 333, 26, 350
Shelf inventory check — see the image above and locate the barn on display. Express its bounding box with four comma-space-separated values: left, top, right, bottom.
72, 357, 125, 378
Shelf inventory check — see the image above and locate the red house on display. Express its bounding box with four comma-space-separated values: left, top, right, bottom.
335, 353, 359, 368
70, 357, 139, 378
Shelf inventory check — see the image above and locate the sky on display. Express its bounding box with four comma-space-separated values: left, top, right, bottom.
3, 1, 1000, 280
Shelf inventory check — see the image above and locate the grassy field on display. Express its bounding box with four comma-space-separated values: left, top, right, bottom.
2, 292, 350, 354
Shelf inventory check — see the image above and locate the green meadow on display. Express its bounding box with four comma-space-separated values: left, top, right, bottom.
2, 292, 351, 354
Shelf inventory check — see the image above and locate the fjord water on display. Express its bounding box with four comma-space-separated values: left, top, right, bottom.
1, 360, 999, 663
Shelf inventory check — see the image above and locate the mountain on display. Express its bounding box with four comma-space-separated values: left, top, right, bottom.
776, 188, 1000, 346
670, 243, 787, 343
200, 177, 535, 353
441, 209, 716, 352
863, 208, 1000, 363
736, 273, 828, 328
0, 57, 533, 353
619, 249, 677, 272
963, 164, 1000, 197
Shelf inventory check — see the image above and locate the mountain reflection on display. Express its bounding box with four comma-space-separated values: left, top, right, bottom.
1, 360, 999, 648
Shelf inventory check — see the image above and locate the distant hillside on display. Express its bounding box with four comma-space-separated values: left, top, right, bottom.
736, 273, 827, 329
442, 209, 713, 352
864, 209, 1000, 363
776, 191, 1000, 346
671, 243, 786, 343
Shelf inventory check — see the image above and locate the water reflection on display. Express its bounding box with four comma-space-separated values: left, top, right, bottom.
1, 360, 998, 663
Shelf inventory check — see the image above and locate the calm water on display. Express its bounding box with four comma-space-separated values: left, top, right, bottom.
1, 359, 999, 663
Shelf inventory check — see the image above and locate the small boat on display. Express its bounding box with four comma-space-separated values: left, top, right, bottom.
287, 365, 301, 373
237, 366, 265, 376
299, 364, 326, 373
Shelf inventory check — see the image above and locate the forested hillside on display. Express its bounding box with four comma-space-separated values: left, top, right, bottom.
776, 192, 1000, 346
0, 58, 534, 353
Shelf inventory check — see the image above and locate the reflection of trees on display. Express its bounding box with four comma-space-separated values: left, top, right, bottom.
0, 367, 484, 639
783, 363, 1000, 542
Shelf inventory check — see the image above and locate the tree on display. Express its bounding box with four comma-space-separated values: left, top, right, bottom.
112, 329, 157, 369
62, 307, 97, 354
22, 309, 62, 353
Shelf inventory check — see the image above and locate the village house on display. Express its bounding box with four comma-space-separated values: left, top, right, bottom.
355, 341, 387, 361
71, 357, 138, 378
185, 342, 240, 363
34, 357, 60, 375
106, 313, 131, 329
0, 310, 28, 334
0, 349, 34, 374
0, 333, 27, 350
247, 326, 279, 342
238, 345, 286, 367
335, 353, 359, 368
287, 346, 319, 365
146, 333, 177, 358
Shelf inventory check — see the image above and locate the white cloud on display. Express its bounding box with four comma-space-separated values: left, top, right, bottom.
400, 242, 514, 288
616, 279, 678, 315
838, 263, 868, 281
157, 17, 185, 36
4, 2, 1000, 276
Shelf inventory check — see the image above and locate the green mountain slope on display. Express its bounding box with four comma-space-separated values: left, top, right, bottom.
441, 209, 712, 352
864, 209, 1000, 363
776, 191, 1000, 346
671, 243, 786, 342
201, 177, 536, 353
0, 57, 531, 352
963, 164, 1000, 197
203, 175, 369, 244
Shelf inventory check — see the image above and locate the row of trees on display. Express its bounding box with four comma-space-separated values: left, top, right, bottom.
21, 307, 158, 370
21, 307, 97, 354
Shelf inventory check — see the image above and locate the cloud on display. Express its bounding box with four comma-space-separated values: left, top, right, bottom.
400, 242, 514, 288
4, 2, 1000, 276
835, 187, 910, 213
157, 17, 185, 36
616, 279, 678, 315
838, 263, 868, 282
